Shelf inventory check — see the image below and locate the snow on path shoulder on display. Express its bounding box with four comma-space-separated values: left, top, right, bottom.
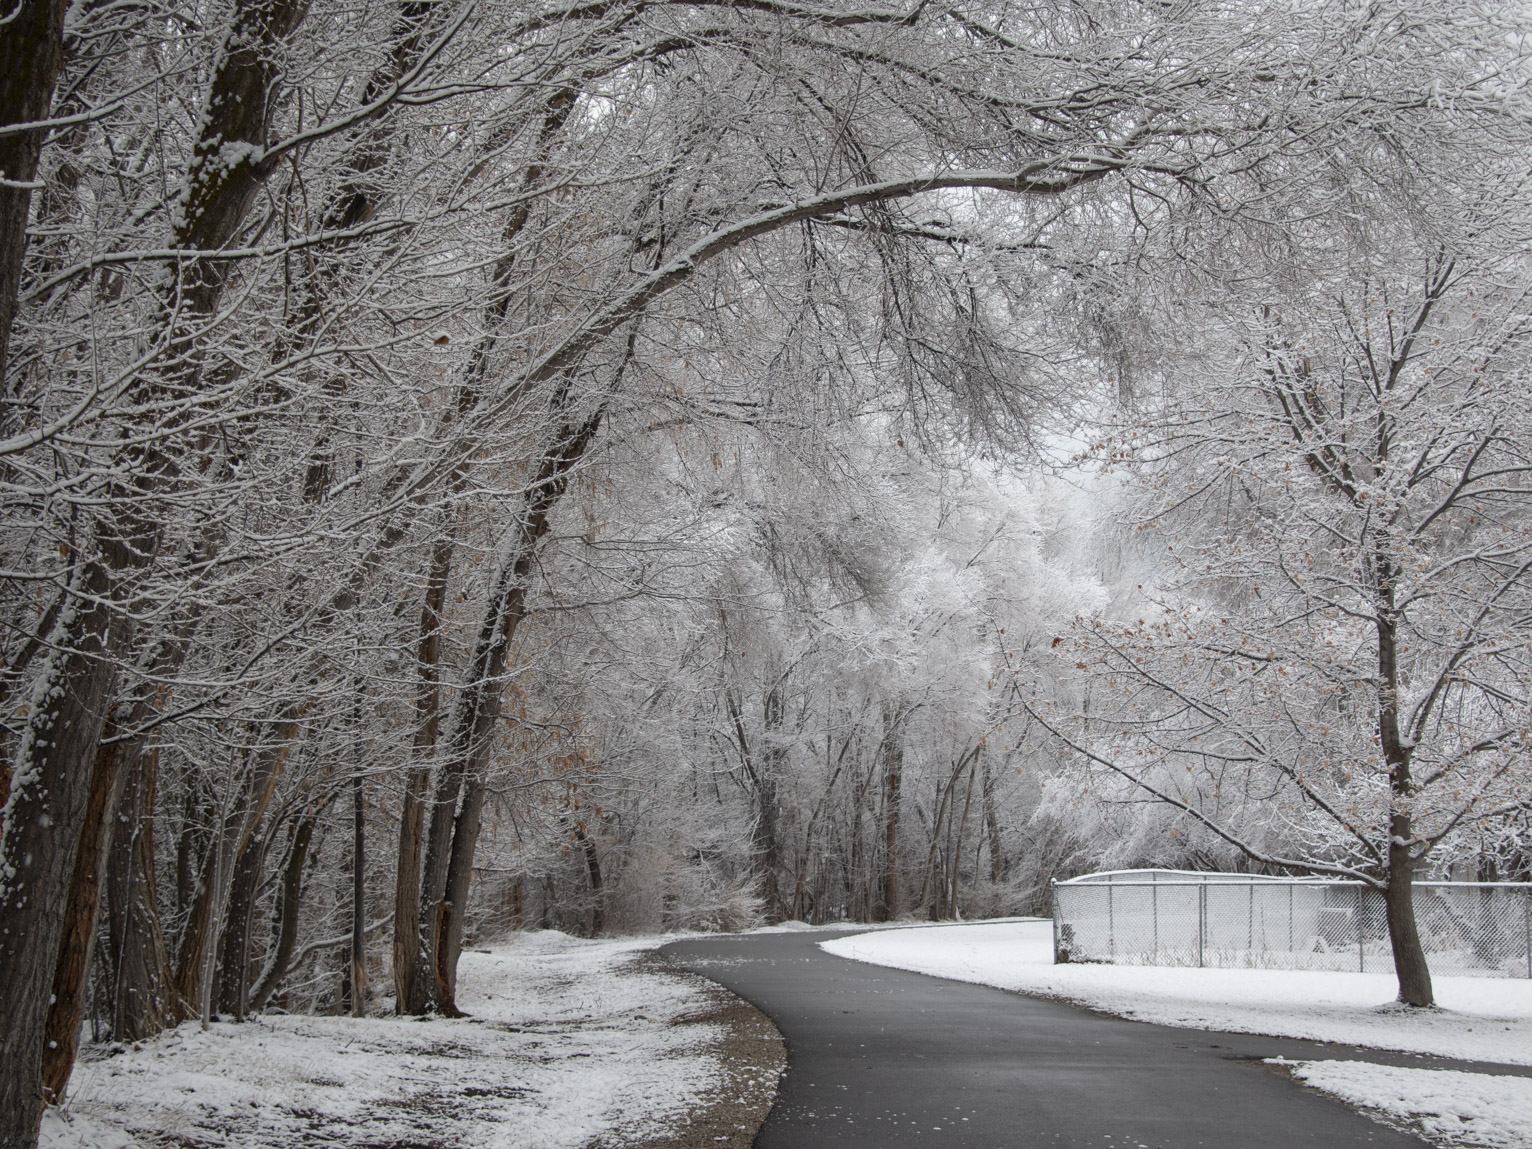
1280, 1061, 1532, 1149
820, 920, 1532, 1066
45, 931, 724, 1149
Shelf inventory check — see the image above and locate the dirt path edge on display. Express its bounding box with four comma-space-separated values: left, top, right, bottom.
591, 950, 786, 1149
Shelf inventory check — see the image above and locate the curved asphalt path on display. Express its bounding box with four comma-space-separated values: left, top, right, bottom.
660, 927, 1501, 1148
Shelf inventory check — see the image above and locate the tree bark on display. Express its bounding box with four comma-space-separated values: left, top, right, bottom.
0, 0, 68, 381
106, 749, 183, 1042
1384, 823, 1433, 1007
433, 772, 489, 1012
44, 618, 196, 1087
875, 704, 904, 922
570, 816, 605, 936
248, 815, 316, 1012
406, 92, 581, 1011
949, 751, 979, 919
982, 754, 1006, 886
40, 733, 130, 1104
214, 829, 268, 1021
1375, 562, 1435, 1007
0, 563, 123, 1149
393, 531, 453, 1014
349, 773, 368, 1017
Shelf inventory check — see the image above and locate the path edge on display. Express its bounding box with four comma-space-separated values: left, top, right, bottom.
590, 949, 786, 1149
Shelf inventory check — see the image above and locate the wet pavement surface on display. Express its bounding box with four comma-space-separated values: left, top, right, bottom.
659, 927, 1513, 1148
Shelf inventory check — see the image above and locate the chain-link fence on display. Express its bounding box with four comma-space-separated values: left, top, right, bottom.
1051, 869, 1532, 977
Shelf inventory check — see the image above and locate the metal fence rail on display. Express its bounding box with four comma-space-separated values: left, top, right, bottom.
1052, 869, 1532, 977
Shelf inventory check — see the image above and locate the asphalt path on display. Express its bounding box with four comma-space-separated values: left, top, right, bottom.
659, 927, 1511, 1149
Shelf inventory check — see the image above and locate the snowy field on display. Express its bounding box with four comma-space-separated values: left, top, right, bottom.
824, 920, 1532, 1148
43, 931, 750, 1149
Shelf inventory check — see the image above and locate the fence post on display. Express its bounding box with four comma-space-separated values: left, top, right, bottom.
1248, 881, 1254, 954
1051, 880, 1060, 963
1198, 882, 1206, 968
1524, 886, 1530, 980
1356, 884, 1365, 973
1108, 876, 1115, 958
1152, 880, 1159, 962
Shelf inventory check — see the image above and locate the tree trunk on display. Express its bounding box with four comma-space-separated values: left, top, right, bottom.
728, 688, 784, 922
757, 686, 786, 921
418, 734, 469, 1013
392, 761, 433, 1013
248, 815, 316, 1013
0, 0, 68, 381
40, 734, 131, 1104
349, 773, 368, 1017
982, 755, 1006, 886
792, 743, 846, 922
1375, 569, 1434, 1007
0, 564, 122, 1149
916, 764, 957, 918
44, 616, 197, 1089
214, 829, 268, 1021
1385, 818, 1434, 1007
875, 704, 903, 922
405, 93, 584, 1013
413, 404, 607, 1014
393, 531, 453, 1015
433, 767, 489, 1012
949, 751, 979, 919
106, 749, 183, 1042
570, 817, 605, 937
174, 709, 305, 1015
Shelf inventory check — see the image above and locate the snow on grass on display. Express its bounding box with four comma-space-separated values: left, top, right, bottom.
45, 931, 723, 1149
821, 920, 1532, 1065
1281, 1061, 1532, 1149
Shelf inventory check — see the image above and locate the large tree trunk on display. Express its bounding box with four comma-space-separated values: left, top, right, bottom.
0, 0, 68, 381
393, 532, 454, 1015
44, 620, 196, 1087
1385, 814, 1434, 1007
0, 564, 123, 1149
1375, 572, 1434, 1007
433, 776, 489, 1012
214, 829, 268, 1021
392, 760, 433, 1014
106, 750, 183, 1042
402, 95, 582, 1012
39, 733, 130, 1104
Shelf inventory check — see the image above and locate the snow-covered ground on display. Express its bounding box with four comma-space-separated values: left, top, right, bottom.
43, 931, 745, 1149
823, 920, 1532, 1149
1283, 1061, 1532, 1149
